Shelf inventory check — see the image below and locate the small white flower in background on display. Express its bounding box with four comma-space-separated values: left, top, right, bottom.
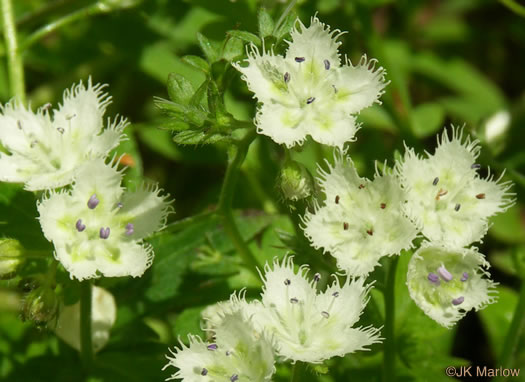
303, 153, 418, 276
55, 286, 117, 352
396, 127, 514, 248
164, 310, 275, 381
0, 79, 126, 191
247, 257, 381, 363
406, 242, 498, 328
37, 159, 172, 280
233, 16, 387, 148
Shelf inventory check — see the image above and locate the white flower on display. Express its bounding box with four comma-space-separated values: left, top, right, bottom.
233, 16, 387, 148
406, 242, 498, 328
0, 79, 126, 191
164, 309, 275, 382
37, 159, 172, 280
303, 153, 418, 276
247, 257, 381, 363
396, 127, 514, 248
55, 286, 117, 352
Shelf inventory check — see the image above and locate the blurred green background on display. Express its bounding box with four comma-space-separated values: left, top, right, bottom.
1, 0, 524, 381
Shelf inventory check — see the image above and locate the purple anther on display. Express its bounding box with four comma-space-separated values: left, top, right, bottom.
117, 202, 123, 208
75, 219, 86, 232
332, 291, 339, 298
99, 227, 110, 239
452, 296, 464, 306
57, 127, 65, 134
226, 350, 231, 356
427, 272, 440, 285
125, 223, 134, 236
321, 311, 330, 318
290, 297, 298, 304
230, 374, 239, 382
437, 266, 453, 282
306, 97, 315, 104
313, 273, 321, 282
87, 194, 100, 209
471, 164, 481, 169
454, 203, 461, 212
207, 344, 218, 351
461, 272, 469, 282
432, 177, 439, 186
284, 72, 290, 83
201, 368, 208, 376
284, 279, 291, 286
324, 59, 330, 70
295, 57, 305, 63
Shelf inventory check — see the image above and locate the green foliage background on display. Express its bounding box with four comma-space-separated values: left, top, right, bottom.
0, 0, 524, 381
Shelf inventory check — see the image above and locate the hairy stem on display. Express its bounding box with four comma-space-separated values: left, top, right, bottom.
1, 0, 26, 102
290, 361, 305, 382
383, 256, 398, 382
80, 281, 93, 370
21, 3, 106, 51
217, 130, 262, 277
498, 279, 525, 370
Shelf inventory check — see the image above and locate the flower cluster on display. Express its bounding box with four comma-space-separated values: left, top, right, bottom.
234, 16, 387, 148
304, 127, 513, 327
164, 257, 381, 378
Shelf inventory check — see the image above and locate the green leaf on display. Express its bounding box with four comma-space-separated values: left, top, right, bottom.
274, 11, 297, 39
410, 103, 445, 138
196, 32, 219, 62
170, 306, 205, 342
489, 205, 525, 244
167, 73, 194, 105
182, 55, 210, 73
226, 30, 262, 46
257, 8, 274, 38
173, 129, 229, 145
222, 37, 245, 62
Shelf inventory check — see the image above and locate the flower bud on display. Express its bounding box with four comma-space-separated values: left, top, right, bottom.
22, 286, 59, 325
0, 239, 24, 280
279, 160, 314, 201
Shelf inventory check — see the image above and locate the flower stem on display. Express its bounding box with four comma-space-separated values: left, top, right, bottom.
1, 0, 26, 103
217, 130, 262, 278
79, 281, 93, 371
498, 278, 525, 369
290, 361, 305, 382
20, 3, 106, 51
383, 256, 398, 382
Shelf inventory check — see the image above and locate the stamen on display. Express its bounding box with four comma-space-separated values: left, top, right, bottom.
295, 57, 305, 63
471, 164, 481, 169
321, 311, 330, 318
125, 223, 134, 236
65, 114, 77, 121
207, 344, 218, 351
427, 272, 440, 285
230, 374, 239, 382
290, 297, 299, 304
437, 265, 453, 282
42, 103, 52, 111
313, 273, 321, 282
87, 194, 100, 209
461, 272, 469, 282
306, 97, 315, 104
454, 203, 461, 211
366, 229, 374, 236
324, 59, 330, 70
343, 222, 349, 230
380, 203, 386, 209
30, 140, 38, 148
332, 291, 339, 298
226, 350, 231, 356
435, 188, 448, 200
117, 202, 123, 208
284, 279, 291, 286
476, 193, 485, 199
284, 72, 290, 83
332, 84, 338, 93
359, 184, 365, 189
75, 219, 86, 232
57, 127, 65, 134
335, 195, 340, 204
99, 227, 110, 239
201, 368, 208, 376
452, 296, 464, 306
432, 177, 439, 186
17, 120, 22, 130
